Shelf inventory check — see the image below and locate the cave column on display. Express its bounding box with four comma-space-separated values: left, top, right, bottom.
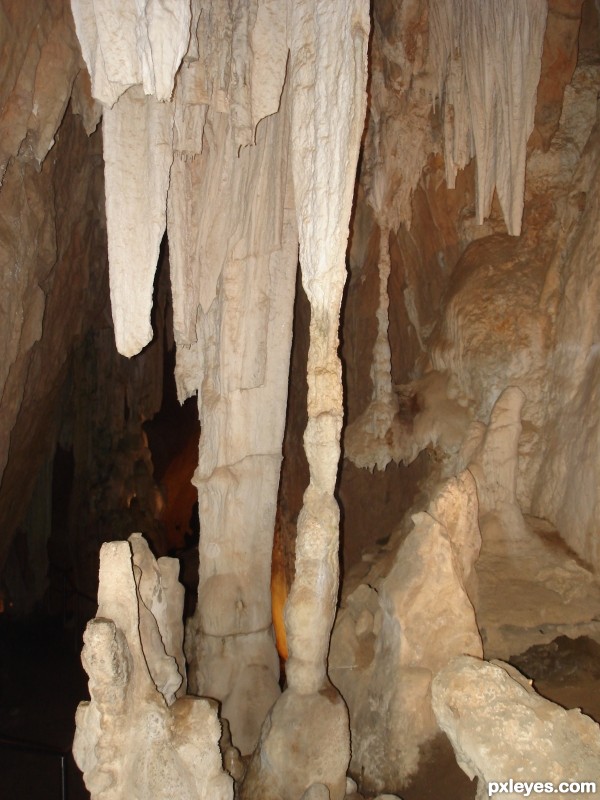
284, 0, 370, 696
176, 89, 298, 758
240, 2, 369, 797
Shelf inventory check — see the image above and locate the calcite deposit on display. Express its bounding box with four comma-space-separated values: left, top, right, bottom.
432, 656, 600, 800
4, 1, 600, 800
73, 537, 233, 800
330, 470, 482, 790
72, 0, 370, 785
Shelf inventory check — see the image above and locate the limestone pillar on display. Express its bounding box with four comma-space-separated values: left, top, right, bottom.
182, 98, 299, 755
240, 2, 370, 798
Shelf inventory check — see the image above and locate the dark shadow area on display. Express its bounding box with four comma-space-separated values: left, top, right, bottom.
0, 615, 90, 799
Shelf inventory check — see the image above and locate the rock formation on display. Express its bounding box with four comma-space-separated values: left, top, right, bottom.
71, 0, 370, 786
73, 535, 233, 799
432, 655, 600, 800
3, 1, 600, 800
240, 1, 370, 796
330, 470, 482, 791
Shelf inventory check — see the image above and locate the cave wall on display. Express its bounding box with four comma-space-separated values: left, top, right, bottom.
0, 0, 105, 572
0, 1, 185, 616
335, 0, 600, 576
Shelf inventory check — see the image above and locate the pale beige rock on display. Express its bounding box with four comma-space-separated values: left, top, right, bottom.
476, 513, 600, 661
432, 655, 600, 800
186, 0, 289, 146
70, 0, 191, 105
239, 687, 350, 800
284, 0, 370, 696
73, 538, 233, 800
345, 370, 472, 486
102, 86, 174, 357
130, 533, 186, 700
330, 471, 482, 790
183, 104, 298, 752
301, 784, 330, 800
71, 0, 368, 761
532, 103, 600, 573
429, 0, 547, 235
241, 0, 369, 795
71, 0, 303, 753
343, 220, 399, 471
468, 386, 525, 518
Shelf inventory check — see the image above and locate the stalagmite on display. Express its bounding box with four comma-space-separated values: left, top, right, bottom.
240, 2, 370, 797
73, 536, 233, 800
432, 656, 600, 800
329, 471, 482, 790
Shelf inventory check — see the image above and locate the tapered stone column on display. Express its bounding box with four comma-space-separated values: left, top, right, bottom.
240, 2, 370, 798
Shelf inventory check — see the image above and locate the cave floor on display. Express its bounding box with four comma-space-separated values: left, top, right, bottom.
476, 515, 600, 661
0, 615, 599, 800
0, 615, 89, 800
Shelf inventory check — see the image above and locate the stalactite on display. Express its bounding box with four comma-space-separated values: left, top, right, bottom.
429, 0, 548, 236
102, 89, 174, 356
70, 0, 191, 105
344, 165, 402, 471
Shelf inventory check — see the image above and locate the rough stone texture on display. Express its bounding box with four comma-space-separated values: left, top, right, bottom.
182, 98, 297, 752
330, 470, 482, 791
71, 0, 370, 775
0, 0, 88, 182
101, 86, 174, 357
429, 0, 548, 236
344, 0, 549, 475
240, 1, 370, 797
301, 785, 330, 800
73, 0, 298, 754
531, 94, 600, 573
239, 686, 350, 800
71, 0, 191, 105
73, 537, 233, 800
5, 3, 600, 800
532, 0, 584, 152
0, 87, 106, 577
470, 389, 600, 660
432, 655, 600, 800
